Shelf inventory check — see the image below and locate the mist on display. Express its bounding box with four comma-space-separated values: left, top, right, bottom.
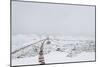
12, 1, 95, 37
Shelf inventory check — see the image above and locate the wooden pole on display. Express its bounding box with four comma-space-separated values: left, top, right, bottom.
38, 39, 47, 65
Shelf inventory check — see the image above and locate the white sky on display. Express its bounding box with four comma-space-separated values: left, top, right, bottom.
12, 1, 95, 36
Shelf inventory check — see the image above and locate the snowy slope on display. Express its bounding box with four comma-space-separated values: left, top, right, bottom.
11, 34, 95, 66
12, 51, 95, 66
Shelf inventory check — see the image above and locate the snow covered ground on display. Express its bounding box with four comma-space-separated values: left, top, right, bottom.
11, 34, 95, 66
12, 51, 95, 66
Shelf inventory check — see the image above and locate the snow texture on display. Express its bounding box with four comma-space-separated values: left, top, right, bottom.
11, 34, 95, 66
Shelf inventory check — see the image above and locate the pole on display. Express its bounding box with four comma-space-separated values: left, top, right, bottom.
38, 38, 47, 65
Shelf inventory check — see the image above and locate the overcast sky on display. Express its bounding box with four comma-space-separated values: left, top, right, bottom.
12, 1, 95, 36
